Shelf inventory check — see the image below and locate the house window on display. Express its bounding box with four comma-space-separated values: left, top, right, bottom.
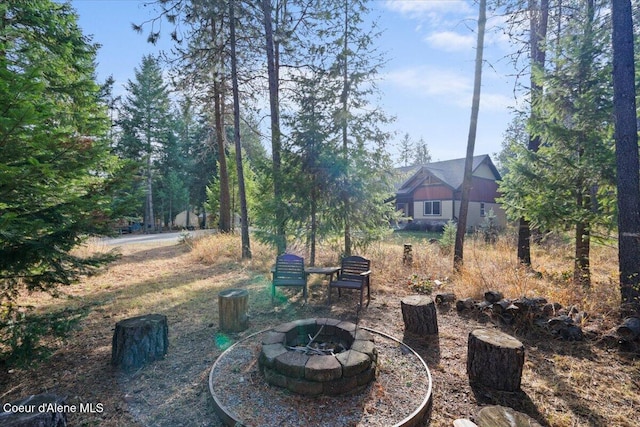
423, 200, 441, 216
480, 203, 486, 217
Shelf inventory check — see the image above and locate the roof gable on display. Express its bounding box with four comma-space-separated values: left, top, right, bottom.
396, 154, 500, 194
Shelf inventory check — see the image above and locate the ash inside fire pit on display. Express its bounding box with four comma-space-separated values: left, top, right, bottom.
258, 318, 377, 396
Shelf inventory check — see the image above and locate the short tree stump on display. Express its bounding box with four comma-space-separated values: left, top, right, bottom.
111, 313, 168, 372
218, 288, 249, 332
401, 295, 438, 336
467, 328, 524, 391
0, 394, 68, 427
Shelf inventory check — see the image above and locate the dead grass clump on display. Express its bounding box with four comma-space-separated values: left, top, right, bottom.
446, 233, 619, 318
362, 240, 451, 296
188, 233, 275, 274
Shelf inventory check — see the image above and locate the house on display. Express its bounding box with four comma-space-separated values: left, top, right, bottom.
394, 155, 506, 231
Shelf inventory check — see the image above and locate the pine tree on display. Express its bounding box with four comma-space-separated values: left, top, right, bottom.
500, 0, 615, 287
398, 133, 413, 167
325, 0, 395, 257
117, 55, 174, 232
0, 0, 119, 359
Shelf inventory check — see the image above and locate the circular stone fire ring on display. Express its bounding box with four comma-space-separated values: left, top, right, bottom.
258, 318, 377, 396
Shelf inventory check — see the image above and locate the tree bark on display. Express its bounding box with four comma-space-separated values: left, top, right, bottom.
467, 328, 524, 391
617, 317, 640, 341
401, 296, 438, 336
111, 314, 168, 372
261, 0, 286, 254
229, 0, 251, 259
454, 0, 486, 271
218, 289, 249, 332
611, 0, 640, 309
341, 0, 352, 258
517, 0, 549, 265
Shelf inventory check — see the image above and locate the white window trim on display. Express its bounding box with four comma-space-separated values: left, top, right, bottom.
423, 200, 442, 216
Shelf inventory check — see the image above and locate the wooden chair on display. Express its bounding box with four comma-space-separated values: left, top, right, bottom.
272, 253, 307, 303
328, 256, 371, 306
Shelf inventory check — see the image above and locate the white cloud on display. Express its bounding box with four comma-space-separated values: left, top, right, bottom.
383, 65, 515, 112
384, 0, 473, 16
384, 65, 470, 99
424, 31, 475, 51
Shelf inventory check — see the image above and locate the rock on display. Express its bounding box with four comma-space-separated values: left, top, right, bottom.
476, 405, 543, 427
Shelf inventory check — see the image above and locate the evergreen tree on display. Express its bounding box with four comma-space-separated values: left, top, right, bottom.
117, 55, 174, 232
398, 133, 413, 167
325, 0, 395, 257
413, 137, 432, 165
500, 0, 615, 287
0, 0, 119, 359
284, 69, 336, 265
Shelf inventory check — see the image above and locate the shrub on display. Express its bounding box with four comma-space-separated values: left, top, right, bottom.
439, 220, 457, 255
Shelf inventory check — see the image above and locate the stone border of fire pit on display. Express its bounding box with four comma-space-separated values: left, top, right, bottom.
209, 325, 432, 427
258, 318, 377, 396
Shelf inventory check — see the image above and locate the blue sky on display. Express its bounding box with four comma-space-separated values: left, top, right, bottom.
70, 0, 522, 164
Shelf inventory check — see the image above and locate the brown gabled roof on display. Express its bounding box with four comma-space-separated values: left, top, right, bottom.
396, 154, 500, 195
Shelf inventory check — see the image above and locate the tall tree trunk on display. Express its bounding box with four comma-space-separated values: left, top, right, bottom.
611, 0, 640, 309
261, 0, 286, 254
453, 0, 486, 271
145, 153, 154, 233
229, 0, 251, 259
341, 0, 351, 257
214, 80, 231, 233
517, 0, 549, 266
310, 191, 317, 266
574, 220, 590, 288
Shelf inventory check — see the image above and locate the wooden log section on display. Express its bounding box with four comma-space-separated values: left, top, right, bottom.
218, 288, 249, 332
484, 290, 504, 303
617, 317, 640, 341
435, 292, 456, 305
111, 313, 168, 372
401, 295, 438, 336
467, 328, 524, 391
403, 243, 413, 266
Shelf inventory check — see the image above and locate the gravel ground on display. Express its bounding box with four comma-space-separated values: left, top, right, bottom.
209, 329, 432, 427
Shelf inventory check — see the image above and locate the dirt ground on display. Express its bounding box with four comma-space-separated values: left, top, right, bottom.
0, 241, 639, 426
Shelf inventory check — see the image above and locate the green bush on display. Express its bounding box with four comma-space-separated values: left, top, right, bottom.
439, 220, 457, 255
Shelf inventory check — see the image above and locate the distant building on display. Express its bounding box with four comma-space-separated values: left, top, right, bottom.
174, 210, 199, 229
394, 154, 506, 231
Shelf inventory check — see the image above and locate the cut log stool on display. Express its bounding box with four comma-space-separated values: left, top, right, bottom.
467, 328, 524, 391
111, 313, 168, 372
401, 295, 438, 336
218, 288, 249, 332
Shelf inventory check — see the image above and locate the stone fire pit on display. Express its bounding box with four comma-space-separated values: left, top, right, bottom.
258, 318, 377, 396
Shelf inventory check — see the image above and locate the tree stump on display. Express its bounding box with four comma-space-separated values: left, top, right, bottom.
218, 288, 249, 332
0, 394, 67, 427
111, 313, 168, 372
403, 243, 413, 265
401, 295, 438, 336
467, 328, 524, 391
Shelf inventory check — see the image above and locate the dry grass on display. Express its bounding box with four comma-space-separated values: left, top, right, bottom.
0, 231, 638, 427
